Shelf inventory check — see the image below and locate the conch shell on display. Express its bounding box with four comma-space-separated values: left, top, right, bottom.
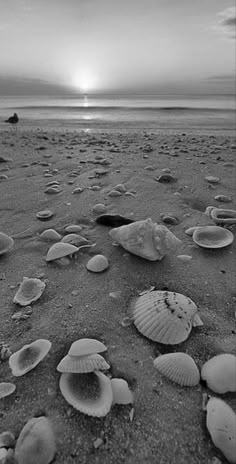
109, 218, 182, 261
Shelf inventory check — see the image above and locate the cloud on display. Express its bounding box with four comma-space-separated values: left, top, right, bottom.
215, 6, 236, 38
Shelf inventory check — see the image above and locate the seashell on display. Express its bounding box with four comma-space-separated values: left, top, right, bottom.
36, 210, 53, 220
92, 204, 107, 214
64, 225, 83, 233
95, 214, 135, 227
205, 176, 220, 183
44, 186, 62, 194
108, 190, 122, 197
111, 378, 134, 404
13, 277, 45, 306
61, 234, 88, 246
57, 353, 110, 373
39, 229, 62, 241
193, 226, 234, 249
59, 371, 113, 417
46, 242, 78, 261
68, 338, 107, 357
9, 339, 51, 376
109, 218, 182, 261
210, 208, 236, 225
0, 232, 14, 256
205, 206, 215, 217
86, 254, 109, 272
153, 353, 200, 386
0, 382, 16, 399
184, 227, 199, 236
214, 194, 232, 203
15, 416, 56, 464
206, 397, 236, 463
156, 174, 177, 183
177, 255, 192, 261
201, 354, 236, 394
132, 290, 203, 344
113, 184, 126, 193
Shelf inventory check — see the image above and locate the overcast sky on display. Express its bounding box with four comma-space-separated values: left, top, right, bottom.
0, 0, 235, 95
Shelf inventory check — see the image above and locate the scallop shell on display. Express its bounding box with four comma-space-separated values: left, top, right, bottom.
40, 229, 62, 241
59, 371, 113, 417
46, 242, 78, 261
210, 208, 236, 225
111, 378, 134, 404
192, 226, 234, 249
153, 353, 200, 386
57, 353, 110, 373
86, 254, 109, 272
61, 234, 88, 246
201, 354, 236, 394
0, 382, 16, 399
206, 397, 236, 463
9, 339, 51, 376
13, 277, 46, 306
68, 338, 107, 357
0, 232, 14, 255
15, 416, 56, 464
132, 291, 203, 344
109, 218, 181, 261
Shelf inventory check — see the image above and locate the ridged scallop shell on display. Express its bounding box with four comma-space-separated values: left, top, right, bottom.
9, 339, 51, 376
46, 242, 78, 261
57, 353, 110, 373
201, 354, 236, 394
132, 291, 203, 344
15, 416, 56, 464
86, 254, 109, 272
13, 277, 46, 306
193, 226, 234, 249
210, 208, 236, 225
68, 338, 107, 357
0, 232, 14, 255
153, 353, 200, 386
0, 382, 16, 399
111, 378, 134, 404
109, 218, 181, 261
40, 229, 62, 241
59, 371, 113, 417
206, 397, 236, 463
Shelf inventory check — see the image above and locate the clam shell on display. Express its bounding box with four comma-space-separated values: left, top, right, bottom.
210, 208, 236, 225
0, 232, 14, 255
206, 397, 236, 463
153, 353, 200, 386
36, 210, 53, 220
59, 371, 113, 417
57, 353, 110, 373
0, 382, 16, 399
132, 291, 203, 344
40, 229, 62, 241
64, 225, 83, 233
46, 242, 78, 261
68, 338, 107, 357
201, 354, 236, 393
193, 226, 234, 249
15, 416, 56, 464
9, 339, 51, 376
61, 234, 88, 246
111, 378, 134, 404
86, 254, 109, 272
13, 277, 46, 306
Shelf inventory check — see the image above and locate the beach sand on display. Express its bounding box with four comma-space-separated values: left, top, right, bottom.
0, 125, 235, 464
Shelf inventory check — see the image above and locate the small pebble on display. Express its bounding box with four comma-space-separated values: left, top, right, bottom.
93, 438, 104, 449
113, 184, 126, 192
92, 204, 107, 214
72, 188, 83, 194
65, 225, 83, 233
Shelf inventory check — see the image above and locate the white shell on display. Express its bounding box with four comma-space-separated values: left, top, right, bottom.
13, 277, 45, 306
59, 371, 113, 417
193, 226, 234, 249
40, 229, 62, 241
132, 291, 203, 345
206, 397, 236, 463
201, 354, 236, 393
57, 353, 110, 373
68, 338, 107, 357
86, 254, 109, 272
153, 353, 200, 386
15, 416, 56, 464
9, 339, 51, 376
111, 378, 134, 404
0, 232, 14, 255
46, 242, 78, 261
210, 208, 236, 225
36, 210, 53, 220
0, 382, 16, 399
61, 234, 88, 246
109, 218, 182, 261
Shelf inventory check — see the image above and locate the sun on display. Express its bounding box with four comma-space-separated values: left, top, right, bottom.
72, 69, 97, 93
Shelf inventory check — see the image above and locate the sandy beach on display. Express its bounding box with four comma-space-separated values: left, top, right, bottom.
0, 124, 235, 464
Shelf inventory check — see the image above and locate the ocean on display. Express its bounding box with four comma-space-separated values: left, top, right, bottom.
0, 94, 235, 131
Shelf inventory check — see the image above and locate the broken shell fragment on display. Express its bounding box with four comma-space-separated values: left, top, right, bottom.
39, 229, 62, 241
201, 354, 236, 394
59, 371, 113, 417
0, 382, 16, 399
111, 378, 134, 404
46, 242, 78, 261
9, 339, 51, 376
68, 338, 107, 357
13, 277, 45, 306
206, 397, 236, 463
14, 416, 56, 464
193, 226, 234, 249
0, 232, 14, 256
132, 290, 203, 344
153, 353, 200, 386
86, 254, 109, 272
57, 353, 110, 373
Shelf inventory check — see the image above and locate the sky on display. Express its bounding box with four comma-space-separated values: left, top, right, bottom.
0, 0, 235, 95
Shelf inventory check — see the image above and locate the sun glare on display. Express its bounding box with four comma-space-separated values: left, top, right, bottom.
72, 70, 97, 93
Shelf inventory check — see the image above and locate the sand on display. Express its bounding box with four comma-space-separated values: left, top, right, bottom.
0, 125, 235, 464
